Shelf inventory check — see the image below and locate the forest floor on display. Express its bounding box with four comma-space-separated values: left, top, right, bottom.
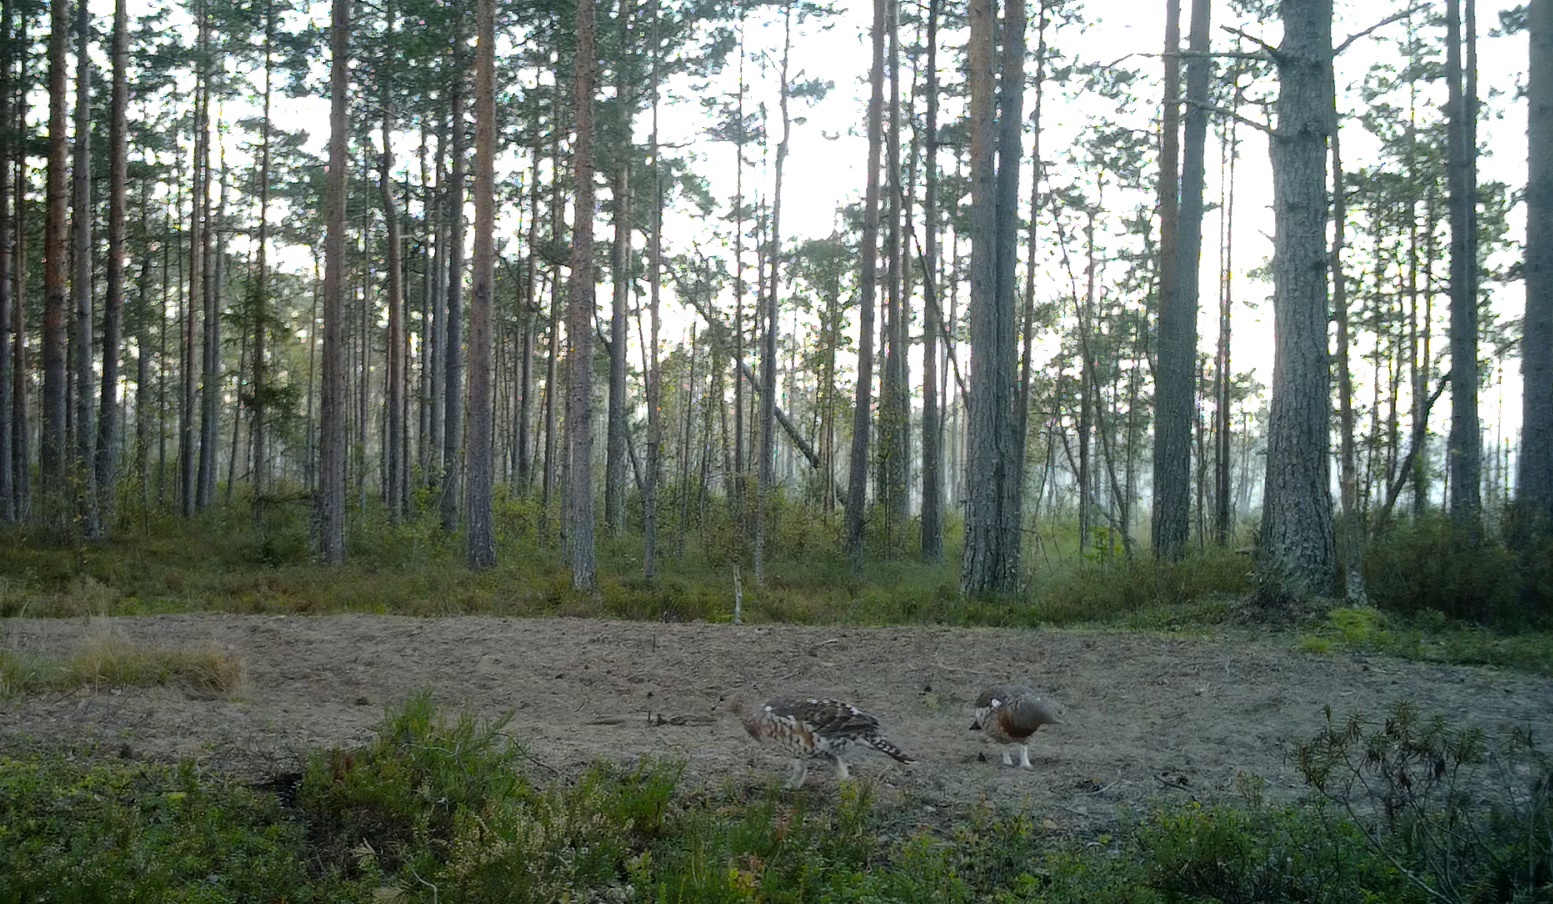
4, 614, 1552, 833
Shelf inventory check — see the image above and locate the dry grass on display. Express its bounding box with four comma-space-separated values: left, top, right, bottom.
0, 623, 244, 697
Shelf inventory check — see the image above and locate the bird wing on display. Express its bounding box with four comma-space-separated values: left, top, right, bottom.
766, 698, 879, 738
997, 694, 1062, 737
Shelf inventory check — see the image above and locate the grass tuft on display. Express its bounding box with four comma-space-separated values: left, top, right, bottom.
0, 622, 244, 697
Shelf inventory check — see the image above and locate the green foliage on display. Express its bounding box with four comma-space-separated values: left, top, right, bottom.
1295, 702, 1553, 903
1366, 515, 1550, 626
1138, 794, 1417, 903
0, 757, 341, 902
10, 693, 1552, 902
0, 629, 243, 698
297, 690, 530, 878
1300, 606, 1553, 676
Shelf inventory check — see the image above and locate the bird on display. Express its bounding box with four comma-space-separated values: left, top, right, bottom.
970, 684, 1062, 769
719, 693, 915, 788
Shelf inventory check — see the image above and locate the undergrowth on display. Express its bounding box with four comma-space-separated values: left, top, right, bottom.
1300, 605, 1553, 676
2, 503, 1551, 677
0, 623, 243, 697
3, 695, 1548, 902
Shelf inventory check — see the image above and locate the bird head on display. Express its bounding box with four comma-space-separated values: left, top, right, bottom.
713, 689, 754, 720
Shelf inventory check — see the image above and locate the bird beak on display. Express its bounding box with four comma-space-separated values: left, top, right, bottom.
968, 720, 981, 731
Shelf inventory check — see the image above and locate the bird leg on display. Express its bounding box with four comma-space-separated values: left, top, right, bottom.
1002, 749, 1014, 767
1019, 744, 1032, 769
786, 759, 809, 789
834, 757, 850, 781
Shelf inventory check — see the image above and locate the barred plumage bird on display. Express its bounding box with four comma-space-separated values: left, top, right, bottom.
970, 684, 1062, 769
720, 694, 915, 788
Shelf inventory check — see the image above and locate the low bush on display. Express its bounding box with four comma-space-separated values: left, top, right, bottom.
4, 695, 1550, 902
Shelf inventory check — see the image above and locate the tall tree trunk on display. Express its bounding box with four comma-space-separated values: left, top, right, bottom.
846, 0, 885, 571
605, 159, 632, 535
1012, 1, 1048, 545
731, 10, 747, 494
1331, 92, 1365, 602
250, 0, 274, 495
41, 0, 68, 529
97, 0, 128, 527
754, 1, 791, 586
1524, 0, 1553, 528
1446, 0, 1481, 528
0, 0, 15, 524
427, 127, 445, 487
318, 0, 350, 564
517, 142, 540, 491
919, 0, 941, 562
381, 0, 404, 520
1153, 0, 1181, 544
645, 1, 663, 581
1214, 67, 1242, 545
197, 90, 220, 510
961, 0, 1024, 596
878, 0, 906, 540
1319, 76, 1368, 601
180, 11, 205, 518
10, 17, 24, 520
566, 0, 599, 589
1259, 0, 1336, 602
1153, 0, 1206, 560
465, 0, 496, 569
442, 61, 467, 532
604, 1, 635, 535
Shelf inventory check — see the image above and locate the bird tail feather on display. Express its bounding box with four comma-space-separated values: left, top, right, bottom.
866, 734, 915, 764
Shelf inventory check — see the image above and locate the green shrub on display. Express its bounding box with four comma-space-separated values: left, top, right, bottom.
1301, 606, 1553, 675
1366, 516, 1526, 625
0, 757, 341, 902
298, 690, 528, 877
1296, 701, 1553, 903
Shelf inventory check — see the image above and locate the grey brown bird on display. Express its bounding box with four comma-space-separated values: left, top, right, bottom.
970, 684, 1062, 769
720, 694, 915, 788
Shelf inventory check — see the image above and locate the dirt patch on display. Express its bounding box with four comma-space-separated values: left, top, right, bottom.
4, 615, 1551, 831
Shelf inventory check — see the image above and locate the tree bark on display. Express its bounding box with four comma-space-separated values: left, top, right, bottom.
465, 0, 496, 569
98, 0, 128, 527
754, 1, 791, 585
878, 0, 907, 538
605, 160, 631, 534
961, 0, 1024, 597
1446, 0, 1481, 528
380, 0, 404, 520
318, 0, 350, 564
1259, 0, 1336, 602
1524, 0, 1553, 527
645, 0, 663, 581
919, 0, 941, 563
0, 0, 13, 523
41, 0, 69, 529
197, 77, 219, 511
1215, 67, 1242, 545
1153, 0, 1206, 560
566, 0, 599, 589
442, 58, 467, 532
1329, 76, 1366, 602
604, 0, 635, 535
248, 0, 275, 497
846, 0, 885, 571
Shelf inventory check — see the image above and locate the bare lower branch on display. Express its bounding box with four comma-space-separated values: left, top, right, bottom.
1335, 4, 1427, 56
1220, 25, 1280, 60
1182, 96, 1276, 137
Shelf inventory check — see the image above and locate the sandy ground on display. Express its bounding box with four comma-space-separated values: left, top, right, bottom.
3, 615, 1551, 832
